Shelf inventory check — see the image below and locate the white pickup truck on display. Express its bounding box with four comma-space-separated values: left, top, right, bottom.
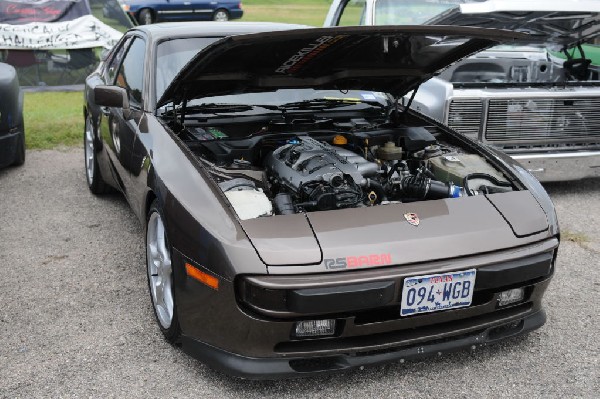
324, 0, 600, 181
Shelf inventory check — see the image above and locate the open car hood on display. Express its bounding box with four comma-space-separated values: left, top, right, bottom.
157, 25, 526, 107
425, 0, 600, 50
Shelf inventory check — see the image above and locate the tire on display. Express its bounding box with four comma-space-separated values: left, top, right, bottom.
11, 126, 25, 167
212, 8, 229, 21
138, 8, 154, 25
146, 200, 181, 343
84, 115, 111, 194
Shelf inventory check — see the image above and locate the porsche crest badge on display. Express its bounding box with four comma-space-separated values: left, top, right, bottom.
404, 212, 420, 226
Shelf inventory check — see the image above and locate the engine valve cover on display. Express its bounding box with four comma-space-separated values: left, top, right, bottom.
266, 137, 379, 190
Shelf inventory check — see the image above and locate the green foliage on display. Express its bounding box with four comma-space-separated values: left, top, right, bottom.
24, 91, 83, 149
241, 0, 332, 26
244, 0, 332, 5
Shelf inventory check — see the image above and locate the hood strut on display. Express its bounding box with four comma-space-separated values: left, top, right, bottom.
180, 96, 188, 125
402, 85, 419, 116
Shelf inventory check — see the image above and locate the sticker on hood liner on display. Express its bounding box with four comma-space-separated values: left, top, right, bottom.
275, 35, 347, 74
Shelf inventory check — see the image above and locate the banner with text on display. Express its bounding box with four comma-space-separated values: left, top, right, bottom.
0, 0, 91, 25
0, 15, 123, 49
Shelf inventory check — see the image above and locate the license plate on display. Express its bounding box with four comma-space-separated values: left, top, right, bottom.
400, 269, 476, 316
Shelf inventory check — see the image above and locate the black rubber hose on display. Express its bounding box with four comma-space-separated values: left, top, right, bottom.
463, 173, 512, 196
366, 179, 387, 202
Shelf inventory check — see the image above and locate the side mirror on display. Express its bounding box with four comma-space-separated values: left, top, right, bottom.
94, 85, 132, 119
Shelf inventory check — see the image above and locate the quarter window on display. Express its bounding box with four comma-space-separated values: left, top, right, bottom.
105, 37, 130, 84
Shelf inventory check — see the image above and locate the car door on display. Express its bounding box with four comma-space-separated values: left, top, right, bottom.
158, 0, 199, 21
96, 36, 131, 191
100, 35, 147, 198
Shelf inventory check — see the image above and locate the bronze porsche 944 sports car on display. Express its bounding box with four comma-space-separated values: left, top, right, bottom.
83, 22, 559, 378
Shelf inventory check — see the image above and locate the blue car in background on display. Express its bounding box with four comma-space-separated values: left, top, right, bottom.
119, 0, 243, 24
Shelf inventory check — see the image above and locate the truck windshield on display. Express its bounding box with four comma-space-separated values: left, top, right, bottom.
337, 0, 471, 26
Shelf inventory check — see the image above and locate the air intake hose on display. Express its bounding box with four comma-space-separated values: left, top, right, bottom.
401, 175, 461, 200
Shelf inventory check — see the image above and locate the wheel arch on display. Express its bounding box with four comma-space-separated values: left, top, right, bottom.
137, 7, 156, 23
213, 8, 230, 21
83, 105, 103, 151
145, 190, 157, 221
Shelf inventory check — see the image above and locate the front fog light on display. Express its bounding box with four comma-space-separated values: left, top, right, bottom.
498, 288, 525, 307
294, 319, 336, 338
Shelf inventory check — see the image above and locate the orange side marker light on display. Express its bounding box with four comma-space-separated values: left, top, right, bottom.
185, 263, 219, 290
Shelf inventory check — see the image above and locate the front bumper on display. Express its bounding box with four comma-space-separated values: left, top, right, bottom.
173, 238, 557, 379
510, 150, 600, 182
181, 309, 546, 379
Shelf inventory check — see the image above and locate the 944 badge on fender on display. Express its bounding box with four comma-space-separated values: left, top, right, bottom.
404, 212, 420, 226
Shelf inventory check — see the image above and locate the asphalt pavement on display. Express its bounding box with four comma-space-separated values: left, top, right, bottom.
0, 149, 598, 398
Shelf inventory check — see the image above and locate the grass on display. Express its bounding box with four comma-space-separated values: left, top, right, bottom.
24, 0, 332, 149
241, 0, 332, 26
24, 92, 83, 149
561, 230, 590, 245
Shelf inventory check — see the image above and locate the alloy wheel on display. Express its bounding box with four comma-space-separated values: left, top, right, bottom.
213, 10, 229, 21
84, 117, 95, 186
146, 212, 174, 329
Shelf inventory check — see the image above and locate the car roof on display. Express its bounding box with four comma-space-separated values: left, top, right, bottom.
130, 22, 311, 42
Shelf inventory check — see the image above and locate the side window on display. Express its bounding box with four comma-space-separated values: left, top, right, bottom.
115, 38, 146, 109
104, 37, 130, 84
338, 0, 367, 26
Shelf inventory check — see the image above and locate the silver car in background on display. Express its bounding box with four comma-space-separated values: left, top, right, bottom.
325, 0, 600, 181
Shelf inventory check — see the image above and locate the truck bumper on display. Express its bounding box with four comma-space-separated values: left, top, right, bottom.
511, 151, 600, 182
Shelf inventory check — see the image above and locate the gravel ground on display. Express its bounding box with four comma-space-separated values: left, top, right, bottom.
0, 148, 598, 398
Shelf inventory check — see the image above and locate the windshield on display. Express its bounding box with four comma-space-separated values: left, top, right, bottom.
156, 37, 220, 102
373, 0, 467, 25
337, 0, 479, 27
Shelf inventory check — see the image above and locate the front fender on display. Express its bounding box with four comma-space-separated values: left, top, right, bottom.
486, 146, 559, 238
142, 116, 268, 280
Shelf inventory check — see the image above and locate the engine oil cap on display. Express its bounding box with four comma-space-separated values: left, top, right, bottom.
333, 135, 348, 145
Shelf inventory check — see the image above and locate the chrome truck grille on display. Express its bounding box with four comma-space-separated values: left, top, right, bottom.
447, 97, 600, 145
447, 99, 483, 137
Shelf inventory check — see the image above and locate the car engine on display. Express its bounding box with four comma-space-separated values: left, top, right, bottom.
201, 125, 514, 220
265, 137, 380, 213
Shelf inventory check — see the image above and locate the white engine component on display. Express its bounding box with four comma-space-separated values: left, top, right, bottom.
225, 189, 273, 220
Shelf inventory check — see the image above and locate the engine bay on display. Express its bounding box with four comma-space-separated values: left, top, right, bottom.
177, 115, 514, 220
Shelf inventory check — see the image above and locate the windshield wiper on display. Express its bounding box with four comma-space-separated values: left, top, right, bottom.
186, 103, 281, 114
161, 103, 279, 119
279, 98, 388, 111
